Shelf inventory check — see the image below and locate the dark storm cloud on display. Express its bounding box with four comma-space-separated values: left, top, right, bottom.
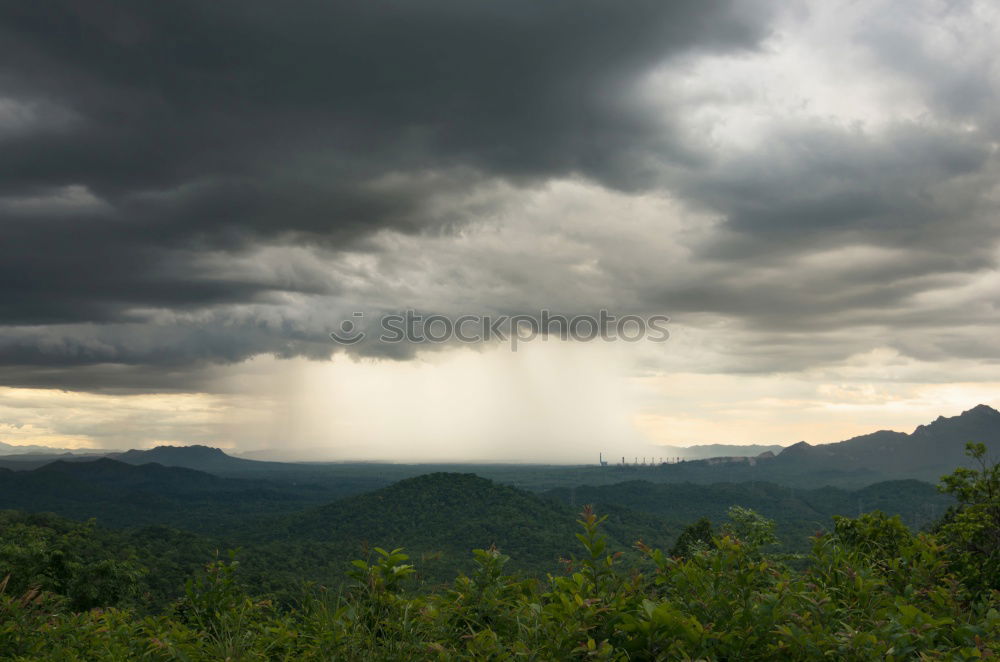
684, 124, 994, 256
4, 0, 1000, 391
0, 0, 772, 385
641, 120, 1000, 336
0, 363, 210, 394
0, 0, 763, 201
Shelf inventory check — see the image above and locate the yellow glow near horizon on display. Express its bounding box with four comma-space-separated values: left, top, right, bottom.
2, 343, 999, 460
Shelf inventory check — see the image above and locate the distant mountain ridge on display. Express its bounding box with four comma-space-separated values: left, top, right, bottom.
2, 405, 997, 487
0, 444, 266, 472
109, 445, 263, 472
630, 404, 1000, 487
0, 441, 110, 455
771, 404, 1000, 475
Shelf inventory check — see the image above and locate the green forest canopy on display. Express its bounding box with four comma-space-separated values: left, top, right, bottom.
1, 443, 998, 660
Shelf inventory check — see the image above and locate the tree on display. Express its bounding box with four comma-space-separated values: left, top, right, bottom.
936, 442, 1000, 591
669, 517, 714, 558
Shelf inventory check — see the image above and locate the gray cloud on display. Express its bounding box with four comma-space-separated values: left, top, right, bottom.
3, 0, 1000, 391
1, 0, 774, 386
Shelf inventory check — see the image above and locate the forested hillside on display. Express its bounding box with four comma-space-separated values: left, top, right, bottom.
0, 459, 337, 534
545, 479, 952, 551
264, 472, 676, 582
0, 456, 960, 592
1, 444, 998, 660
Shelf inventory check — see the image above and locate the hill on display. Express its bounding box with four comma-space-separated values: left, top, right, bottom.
0, 452, 103, 471
0, 464, 676, 583
34, 458, 240, 492
0, 458, 332, 533
544, 478, 952, 551
269, 472, 676, 581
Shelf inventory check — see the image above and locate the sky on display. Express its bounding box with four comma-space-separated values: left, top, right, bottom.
2, 0, 999, 461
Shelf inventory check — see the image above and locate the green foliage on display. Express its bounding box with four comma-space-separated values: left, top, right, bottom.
937, 442, 1000, 592
0, 513, 145, 611
723, 505, 779, 555
668, 516, 714, 558
545, 478, 953, 553
2, 453, 1000, 659
349, 547, 416, 594
269, 472, 673, 585
5, 500, 1000, 661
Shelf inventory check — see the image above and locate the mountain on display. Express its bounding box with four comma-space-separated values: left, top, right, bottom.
109, 445, 266, 473
270, 472, 675, 580
0, 444, 267, 473
0, 441, 110, 455
8, 403, 989, 491
603, 404, 1000, 488
769, 404, 1000, 477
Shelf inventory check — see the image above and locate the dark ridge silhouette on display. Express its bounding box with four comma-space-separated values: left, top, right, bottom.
773, 404, 1000, 474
